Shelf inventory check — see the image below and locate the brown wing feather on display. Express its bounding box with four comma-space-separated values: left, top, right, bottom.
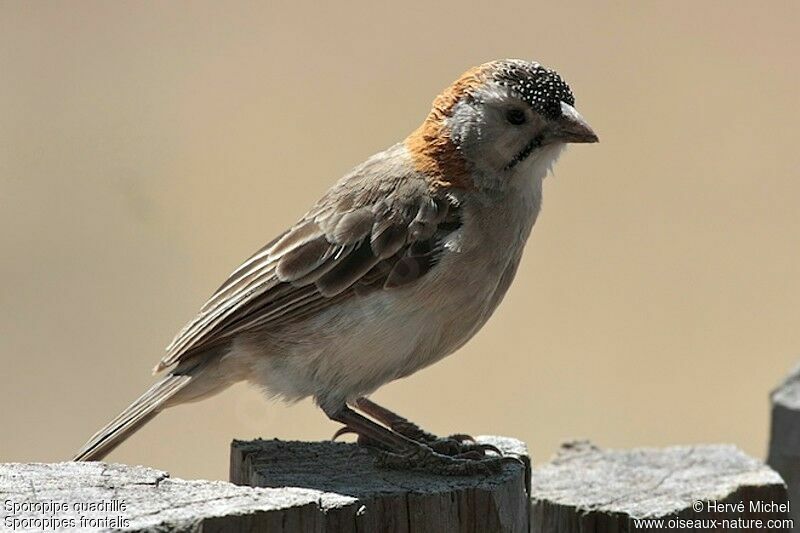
156, 158, 462, 373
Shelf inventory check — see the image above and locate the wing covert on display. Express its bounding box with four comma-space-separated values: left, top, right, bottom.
157, 167, 462, 373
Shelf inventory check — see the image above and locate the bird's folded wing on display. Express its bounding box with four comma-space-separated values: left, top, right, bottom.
156, 169, 462, 372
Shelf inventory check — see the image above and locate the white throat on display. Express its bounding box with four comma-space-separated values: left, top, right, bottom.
511, 142, 566, 185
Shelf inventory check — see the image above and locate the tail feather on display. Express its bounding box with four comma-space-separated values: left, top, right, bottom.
73, 372, 193, 462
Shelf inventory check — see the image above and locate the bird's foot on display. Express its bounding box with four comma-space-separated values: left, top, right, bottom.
331, 425, 501, 459
371, 441, 521, 476
331, 423, 520, 475
350, 398, 502, 457
386, 421, 503, 458
425, 437, 503, 459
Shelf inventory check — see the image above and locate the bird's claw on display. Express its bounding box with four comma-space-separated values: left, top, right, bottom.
446, 433, 476, 443
333, 429, 395, 453
331, 426, 357, 441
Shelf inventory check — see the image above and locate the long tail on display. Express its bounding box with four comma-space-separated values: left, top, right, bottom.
73, 367, 198, 462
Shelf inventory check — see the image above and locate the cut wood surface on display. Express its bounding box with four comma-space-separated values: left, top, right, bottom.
531, 440, 791, 532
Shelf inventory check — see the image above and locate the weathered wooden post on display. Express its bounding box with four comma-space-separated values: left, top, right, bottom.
0, 436, 530, 532
530, 440, 791, 532
230, 436, 530, 532
3, 422, 794, 531
768, 363, 800, 531
0, 461, 365, 531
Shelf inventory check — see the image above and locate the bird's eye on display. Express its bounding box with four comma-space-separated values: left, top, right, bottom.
505, 109, 526, 125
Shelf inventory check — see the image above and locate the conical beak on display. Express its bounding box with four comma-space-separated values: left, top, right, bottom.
552, 102, 598, 144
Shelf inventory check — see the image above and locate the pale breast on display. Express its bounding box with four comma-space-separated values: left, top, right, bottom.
408, 172, 543, 362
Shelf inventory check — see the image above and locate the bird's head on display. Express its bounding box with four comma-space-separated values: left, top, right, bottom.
406, 59, 597, 192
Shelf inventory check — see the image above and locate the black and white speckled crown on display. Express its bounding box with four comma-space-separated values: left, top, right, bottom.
490, 59, 575, 119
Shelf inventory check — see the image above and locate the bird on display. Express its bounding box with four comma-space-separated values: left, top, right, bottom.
73, 59, 597, 474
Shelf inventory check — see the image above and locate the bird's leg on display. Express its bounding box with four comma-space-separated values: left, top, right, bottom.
325, 405, 513, 475
327, 405, 416, 453
351, 397, 502, 458
354, 397, 437, 442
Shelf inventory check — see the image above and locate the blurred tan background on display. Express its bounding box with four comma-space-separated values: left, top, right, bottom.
1, 1, 799, 481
